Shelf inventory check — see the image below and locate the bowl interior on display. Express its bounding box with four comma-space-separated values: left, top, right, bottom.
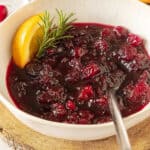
0, 0, 150, 117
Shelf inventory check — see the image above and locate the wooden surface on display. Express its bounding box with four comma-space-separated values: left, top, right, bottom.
0, 103, 150, 150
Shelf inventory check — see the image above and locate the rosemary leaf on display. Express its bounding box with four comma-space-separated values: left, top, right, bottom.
36, 10, 76, 58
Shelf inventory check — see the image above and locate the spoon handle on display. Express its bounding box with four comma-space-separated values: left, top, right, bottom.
109, 90, 132, 150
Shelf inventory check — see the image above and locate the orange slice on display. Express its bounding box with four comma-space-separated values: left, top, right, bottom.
140, 0, 150, 3
12, 14, 44, 68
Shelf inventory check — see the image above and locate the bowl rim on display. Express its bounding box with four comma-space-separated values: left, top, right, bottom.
0, 0, 150, 129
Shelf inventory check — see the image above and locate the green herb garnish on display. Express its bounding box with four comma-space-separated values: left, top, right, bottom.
36, 9, 76, 58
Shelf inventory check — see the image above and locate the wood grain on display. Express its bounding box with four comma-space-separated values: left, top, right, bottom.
0, 102, 150, 150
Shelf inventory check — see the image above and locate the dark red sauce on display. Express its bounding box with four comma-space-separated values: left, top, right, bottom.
6, 23, 150, 124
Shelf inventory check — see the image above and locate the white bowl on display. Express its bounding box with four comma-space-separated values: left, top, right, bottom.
0, 0, 150, 141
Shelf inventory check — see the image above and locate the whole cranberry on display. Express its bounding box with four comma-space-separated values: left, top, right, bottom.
123, 72, 150, 106
51, 103, 67, 118
101, 28, 111, 39
118, 45, 137, 61
67, 112, 79, 124
132, 80, 150, 103
113, 26, 128, 38
78, 85, 94, 101
66, 100, 76, 111
94, 39, 109, 52
135, 53, 150, 70
81, 63, 100, 79
127, 33, 143, 47
0, 5, 8, 22
68, 58, 81, 70
95, 96, 108, 110
100, 28, 116, 41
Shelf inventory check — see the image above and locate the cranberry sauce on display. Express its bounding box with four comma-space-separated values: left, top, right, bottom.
6, 23, 150, 124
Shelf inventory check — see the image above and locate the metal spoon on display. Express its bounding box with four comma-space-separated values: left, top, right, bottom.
108, 89, 132, 150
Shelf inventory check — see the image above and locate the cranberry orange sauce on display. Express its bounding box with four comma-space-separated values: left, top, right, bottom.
6, 23, 150, 124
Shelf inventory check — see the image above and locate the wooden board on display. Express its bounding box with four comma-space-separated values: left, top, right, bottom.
0, 102, 150, 150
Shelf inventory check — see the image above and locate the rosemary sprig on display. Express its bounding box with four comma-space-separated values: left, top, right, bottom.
36, 10, 76, 58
